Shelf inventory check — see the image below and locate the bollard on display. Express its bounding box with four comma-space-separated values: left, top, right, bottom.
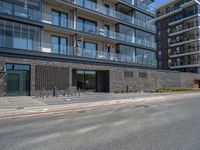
42, 87, 45, 99
67, 88, 70, 97
126, 85, 129, 93
74, 88, 77, 96
53, 87, 57, 98
78, 88, 81, 97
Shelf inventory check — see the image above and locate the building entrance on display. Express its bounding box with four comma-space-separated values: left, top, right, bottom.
73, 69, 109, 92
6, 64, 30, 96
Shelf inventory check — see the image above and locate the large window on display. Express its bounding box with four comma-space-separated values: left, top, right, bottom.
135, 10, 154, 26
77, 0, 97, 10
136, 48, 156, 66
104, 24, 110, 37
51, 36, 68, 54
78, 41, 97, 58
0, 0, 42, 21
116, 45, 135, 63
135, 29, 155, 45
0, 19, 41, 51
51, 10, 68, 27
77, 18, 97, 34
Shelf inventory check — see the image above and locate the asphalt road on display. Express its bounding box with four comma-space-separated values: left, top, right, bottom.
1, 95, 200, 150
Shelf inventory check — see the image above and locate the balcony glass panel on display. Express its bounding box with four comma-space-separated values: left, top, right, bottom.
60, 0, 156, 32
0, 19, 41, 51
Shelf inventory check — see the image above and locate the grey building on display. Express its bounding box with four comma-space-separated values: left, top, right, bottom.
0, 0, 159, 96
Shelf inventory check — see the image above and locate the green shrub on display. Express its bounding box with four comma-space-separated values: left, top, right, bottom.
155, 87, 191, 93
114, 89, 121, 94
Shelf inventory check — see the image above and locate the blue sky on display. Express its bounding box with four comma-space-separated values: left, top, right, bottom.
150, 0, 169, 8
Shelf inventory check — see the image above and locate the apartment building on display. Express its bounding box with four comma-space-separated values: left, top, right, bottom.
156, 0, 200, 73
0, 0, 158, 96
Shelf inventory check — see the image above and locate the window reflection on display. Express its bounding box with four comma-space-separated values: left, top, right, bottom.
0, 19, 41, 51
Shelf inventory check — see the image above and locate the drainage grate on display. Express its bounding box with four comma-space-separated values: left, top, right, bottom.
17, 107, 24, 110
77, 110, 86, 113
135, 105, 149, 108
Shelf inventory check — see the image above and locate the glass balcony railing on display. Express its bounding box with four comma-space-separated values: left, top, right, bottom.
0, 1, 42, 20
0, 4, 157, 50
157, 0, 193, 17
120, 0, 156, 16
58, 0, 156, 32
169, 9, 198, 24
0, 38, 157, 67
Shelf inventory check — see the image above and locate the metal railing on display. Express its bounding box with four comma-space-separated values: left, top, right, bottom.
169, 22, 198, 34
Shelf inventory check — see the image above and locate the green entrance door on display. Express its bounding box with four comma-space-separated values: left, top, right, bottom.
6, 64, 30, 96
7, 72, 30, 96
7, 73, 20, 96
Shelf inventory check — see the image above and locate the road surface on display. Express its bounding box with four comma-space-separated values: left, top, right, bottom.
0, 95, 200, 150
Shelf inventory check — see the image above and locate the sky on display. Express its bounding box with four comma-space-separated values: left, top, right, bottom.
150, 0, 169, 9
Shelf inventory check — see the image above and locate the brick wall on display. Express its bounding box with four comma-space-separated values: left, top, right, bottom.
0, 56, 199, 96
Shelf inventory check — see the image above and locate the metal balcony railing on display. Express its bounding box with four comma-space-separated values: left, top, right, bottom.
170, 58, 200, 67
169, 22, 198, 34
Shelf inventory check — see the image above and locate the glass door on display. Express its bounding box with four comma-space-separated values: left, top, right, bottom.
85, 70, 96, 91
76, 70, 85, 91
7, 71, 30, 96
7, 73, 20, 96
76, 70, 97, 92
21, 72, 30, 96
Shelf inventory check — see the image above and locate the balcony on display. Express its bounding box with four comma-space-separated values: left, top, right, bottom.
169, 9, 198, 26
169, 22, 199, 36
119, 0, 156, 16
0, 38, 157, 67
0, 4, 157, 50
57, 0, 156, 32
170, 47, 200, 57
169, 34, 199, 47
156, 0, 195, 18
170, 59, 200, 68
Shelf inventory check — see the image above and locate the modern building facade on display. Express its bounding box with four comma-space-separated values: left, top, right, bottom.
0, 0, 160, 96
156, 0, 200, 73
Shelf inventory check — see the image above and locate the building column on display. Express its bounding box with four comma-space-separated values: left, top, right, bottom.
72, 8, 77, 30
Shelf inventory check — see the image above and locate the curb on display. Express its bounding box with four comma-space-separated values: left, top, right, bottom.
0, 93, 199, 120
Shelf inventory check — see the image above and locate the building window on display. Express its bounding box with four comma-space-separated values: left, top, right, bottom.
104, 24, 110, 37
77, 18, 97, 34
0, 19, 41, 51
51, 36, 68, 54
124, 71, 133, 78
77, 0, 97, 10
51, 10, 68, 27
0, 0, 42, 21
136, 48, 156, 66
139, 72, 147, 78
78, 40, 97, 58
